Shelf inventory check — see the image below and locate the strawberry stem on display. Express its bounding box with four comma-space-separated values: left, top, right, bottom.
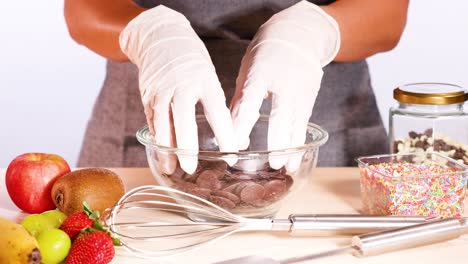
82, 201, 121, 247
112, 237, 122, 246
93, 220, 105, 230
83, 201, 100, 221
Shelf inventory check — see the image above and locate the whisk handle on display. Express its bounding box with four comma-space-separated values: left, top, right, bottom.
285, 214, 430, 236
351, 218, 467, 257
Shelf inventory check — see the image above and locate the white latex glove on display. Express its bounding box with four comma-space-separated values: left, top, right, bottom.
120, 6, 237, 174
230, 1, 340, 171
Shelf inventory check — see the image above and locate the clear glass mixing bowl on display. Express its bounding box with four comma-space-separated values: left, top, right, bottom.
137, 115, 328, 218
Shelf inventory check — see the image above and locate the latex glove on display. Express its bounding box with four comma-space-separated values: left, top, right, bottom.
120, 6, 237, 174
230, 1, 340, 171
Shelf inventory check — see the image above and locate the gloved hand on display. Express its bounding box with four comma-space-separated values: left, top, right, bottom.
230, 1, 340, 171
120, 6, 237, 174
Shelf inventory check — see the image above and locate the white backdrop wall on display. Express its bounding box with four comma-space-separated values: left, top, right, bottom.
1, 1, 467, 167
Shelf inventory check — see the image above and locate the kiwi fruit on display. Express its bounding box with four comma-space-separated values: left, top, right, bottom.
51, 168, 125, 215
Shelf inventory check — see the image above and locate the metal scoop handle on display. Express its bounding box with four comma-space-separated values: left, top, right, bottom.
271, 214, 431, 235
351, 218, 468, 256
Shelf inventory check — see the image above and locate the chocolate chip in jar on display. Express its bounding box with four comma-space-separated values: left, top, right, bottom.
390, 83, 468, 164
393, 129, 468, 165
423, 128, 433, 137
409, 131, 420, 139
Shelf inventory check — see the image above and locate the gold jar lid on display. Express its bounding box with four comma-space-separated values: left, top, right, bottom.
394, 83, 467, 105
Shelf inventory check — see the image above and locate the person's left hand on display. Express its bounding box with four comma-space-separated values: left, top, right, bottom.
230, 1, 340, 171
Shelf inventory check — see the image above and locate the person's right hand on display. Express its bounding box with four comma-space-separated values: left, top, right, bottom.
119, 6, 237, 174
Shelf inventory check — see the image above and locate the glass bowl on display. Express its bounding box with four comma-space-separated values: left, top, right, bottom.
356, 152, 468, 218
137, 115, 328, 218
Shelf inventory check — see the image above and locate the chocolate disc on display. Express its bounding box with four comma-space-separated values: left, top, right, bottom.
171, 177, 198, 192
196, 170, 222, 190
233, 181, 254, 197
166, 159, 295, 210
209, 195, 236, 210
240, 183, 265, 204
263, 179, 287, 200
212, 190, 240, 204
222, 182, 241, 193
186, 187, 212, 200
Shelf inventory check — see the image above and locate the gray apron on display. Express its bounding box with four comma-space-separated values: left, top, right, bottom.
78, 0, 388, 167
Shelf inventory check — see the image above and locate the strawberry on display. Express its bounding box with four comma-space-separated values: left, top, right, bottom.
60, 211, 94, 240
66, 230, 115, 264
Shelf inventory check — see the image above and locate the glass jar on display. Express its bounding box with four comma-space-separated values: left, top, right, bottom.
389, 83, 468, 165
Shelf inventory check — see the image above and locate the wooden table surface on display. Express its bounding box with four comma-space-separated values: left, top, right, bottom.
1, 167, 467, 264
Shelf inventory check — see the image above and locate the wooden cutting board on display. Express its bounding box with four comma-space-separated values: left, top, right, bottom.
1, 168, 467, 264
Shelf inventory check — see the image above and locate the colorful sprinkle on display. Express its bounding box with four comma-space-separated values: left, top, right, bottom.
360, 161, 467, 218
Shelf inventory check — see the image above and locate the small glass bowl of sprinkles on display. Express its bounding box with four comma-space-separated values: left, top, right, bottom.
356, 152, 468, 218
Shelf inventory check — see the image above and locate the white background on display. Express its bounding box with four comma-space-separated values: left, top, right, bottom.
1, 1, 467, 167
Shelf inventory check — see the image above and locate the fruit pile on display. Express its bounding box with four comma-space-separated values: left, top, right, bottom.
20, 204, 118, 264
2, 152, 126, 264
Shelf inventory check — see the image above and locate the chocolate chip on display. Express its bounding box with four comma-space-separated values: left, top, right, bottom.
414, 141, 425, 149
240, 183, 265, 204
424, 128, 433, 137
212, 190, 240, 204
394, 129, 468, 165
209, 195, 236, 210
454, 149, 465, 159
409, 131, 419, 139
264, 180, 287, 201
442, 144, 454, 151
393, 140, 403, 152
433, 139, 445, 151
422, 141, 430, 150
196, 170, 222, 190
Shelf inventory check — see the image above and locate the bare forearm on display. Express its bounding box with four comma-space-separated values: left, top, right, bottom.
64, 0, 145, 61
321, 0, 409, 61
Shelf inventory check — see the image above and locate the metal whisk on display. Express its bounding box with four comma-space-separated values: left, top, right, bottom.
104, 185, 433, 258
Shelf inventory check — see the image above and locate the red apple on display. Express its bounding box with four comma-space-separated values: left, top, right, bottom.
5, 153, 71, 213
